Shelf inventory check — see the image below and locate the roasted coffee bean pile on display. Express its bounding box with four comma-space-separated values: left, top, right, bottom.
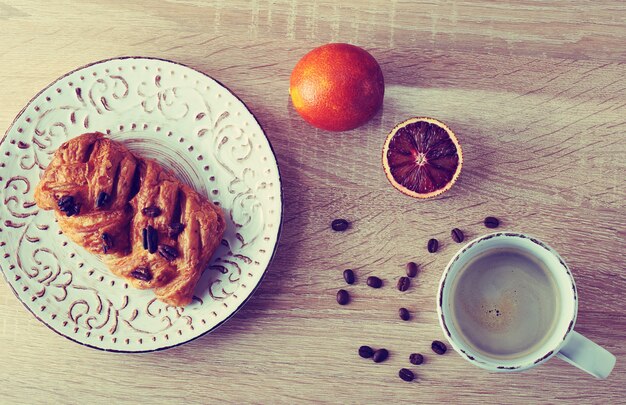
334, 261, 427, 381
356, 341, 447, 383
333, 252, 432, 381
331, 215, 500, 382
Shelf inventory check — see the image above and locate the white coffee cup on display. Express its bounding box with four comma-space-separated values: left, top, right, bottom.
437, 232, 616, 378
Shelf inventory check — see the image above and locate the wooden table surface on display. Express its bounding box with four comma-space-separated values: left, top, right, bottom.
1, 1, 625, 404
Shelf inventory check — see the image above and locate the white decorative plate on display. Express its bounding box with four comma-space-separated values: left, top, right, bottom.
0, 57, 282, 352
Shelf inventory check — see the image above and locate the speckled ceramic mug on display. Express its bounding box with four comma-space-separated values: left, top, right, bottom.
437, 232, 616, 378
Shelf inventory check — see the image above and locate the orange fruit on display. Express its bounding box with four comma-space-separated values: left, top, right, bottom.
289, 43, 384, 132
382, 117, 463, 199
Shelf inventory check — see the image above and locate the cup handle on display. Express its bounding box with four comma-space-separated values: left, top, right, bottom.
556, 330, 616, 379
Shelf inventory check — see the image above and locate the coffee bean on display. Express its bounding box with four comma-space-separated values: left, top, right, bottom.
406, 262, 418, 278
358, 345, 374, 359
427, 238, 439, 253
366, 276, 383, 288
96, 191, 109, 208
142, 206, 162, 218
331, 218, 349, 232
130, 267, 152, 282
336, 289, 350, 305
397, 276, 410, 292
372, 348, 389, 363
399, 307, 410, 321
343, 269, 355, 285
451, 228, 464, 243
484, 216, 500, 229
168, 222, 185, 238
101, 232, 113, 254
409, 353, 424, 365
157, 244, 178, 261
398, 368, 415, 382
431, 340, 447, 355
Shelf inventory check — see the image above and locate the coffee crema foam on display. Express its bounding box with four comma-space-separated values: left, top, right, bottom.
449, 248, 560, 360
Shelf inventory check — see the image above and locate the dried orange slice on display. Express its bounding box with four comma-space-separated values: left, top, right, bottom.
382, 117, 462, 199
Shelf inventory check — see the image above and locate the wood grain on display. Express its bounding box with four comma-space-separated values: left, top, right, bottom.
1, 1, 625, 404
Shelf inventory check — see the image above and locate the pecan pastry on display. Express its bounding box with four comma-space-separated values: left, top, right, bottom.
34, 132, 226, 306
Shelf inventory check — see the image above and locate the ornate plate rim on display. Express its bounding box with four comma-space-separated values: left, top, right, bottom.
0, 56, 283, 353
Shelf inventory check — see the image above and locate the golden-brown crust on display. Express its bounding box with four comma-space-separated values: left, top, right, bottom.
34, 132, 226, 306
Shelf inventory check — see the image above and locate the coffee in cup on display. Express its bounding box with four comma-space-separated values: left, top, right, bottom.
449, 247, 560, 359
